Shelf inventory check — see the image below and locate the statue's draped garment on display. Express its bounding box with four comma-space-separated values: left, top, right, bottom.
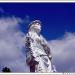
25, 20, 53, 72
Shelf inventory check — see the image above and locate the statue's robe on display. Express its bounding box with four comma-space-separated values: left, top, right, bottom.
25, 31, 52, 72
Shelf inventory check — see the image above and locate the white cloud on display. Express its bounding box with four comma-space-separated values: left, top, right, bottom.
0, 15, 75, 72
49, 32, 75, 72
0, 16, 29, 72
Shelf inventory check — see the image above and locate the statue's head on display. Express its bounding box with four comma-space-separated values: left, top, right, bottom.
28, 20, 41, 34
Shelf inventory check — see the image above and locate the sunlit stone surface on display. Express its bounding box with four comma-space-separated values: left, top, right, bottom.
25, 20, 56, 72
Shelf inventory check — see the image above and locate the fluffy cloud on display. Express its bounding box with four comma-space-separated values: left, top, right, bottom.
0, 16, 75, 73
49, 32, 75, 72
0, 16, 29, 72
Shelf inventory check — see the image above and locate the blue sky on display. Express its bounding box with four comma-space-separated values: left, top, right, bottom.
0, 3, 75, 72
0, 3, 75, 40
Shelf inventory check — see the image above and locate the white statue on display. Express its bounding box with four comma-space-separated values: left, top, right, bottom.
25, 20, 55, 72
